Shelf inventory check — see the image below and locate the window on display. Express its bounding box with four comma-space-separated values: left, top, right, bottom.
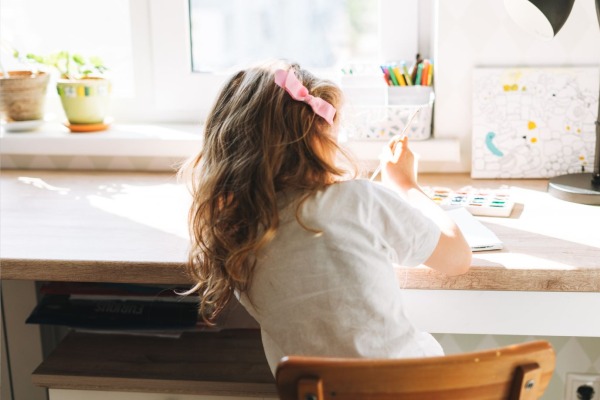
188, 0, 380, 72
1, 0, 424, 123
0, 0, 135, 97
151, 0, 420, 119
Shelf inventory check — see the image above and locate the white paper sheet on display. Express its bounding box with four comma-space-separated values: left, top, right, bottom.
446, 207, 503, 252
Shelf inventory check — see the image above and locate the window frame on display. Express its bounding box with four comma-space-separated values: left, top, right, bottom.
2, 0, 424, 124
147, 0, 420, 121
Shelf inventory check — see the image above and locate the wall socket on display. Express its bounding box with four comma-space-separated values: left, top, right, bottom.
565, 373, 600, 400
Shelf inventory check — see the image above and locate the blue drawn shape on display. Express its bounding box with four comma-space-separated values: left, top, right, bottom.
485, 131, 503, 157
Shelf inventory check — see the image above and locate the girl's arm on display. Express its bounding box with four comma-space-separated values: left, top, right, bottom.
381, 136, 472, 276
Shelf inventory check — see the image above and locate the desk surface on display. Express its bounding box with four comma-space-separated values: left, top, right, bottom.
1, 170, 599, 292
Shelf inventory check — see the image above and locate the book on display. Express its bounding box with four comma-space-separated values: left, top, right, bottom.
39, 282, 190, 298
26, 294, 199, 330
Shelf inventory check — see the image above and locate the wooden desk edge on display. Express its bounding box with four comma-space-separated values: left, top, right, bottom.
0, 258, 192, 285
2, 258, 599, 292
396, 267, 600, 292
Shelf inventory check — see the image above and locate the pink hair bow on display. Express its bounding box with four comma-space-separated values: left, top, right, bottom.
274, 69, 336, 126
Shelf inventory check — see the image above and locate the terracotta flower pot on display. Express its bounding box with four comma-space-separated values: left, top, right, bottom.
0, 71, 50, 122
57, 78, 111, 125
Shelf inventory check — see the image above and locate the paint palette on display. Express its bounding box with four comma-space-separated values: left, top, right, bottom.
424, 186, 515, 217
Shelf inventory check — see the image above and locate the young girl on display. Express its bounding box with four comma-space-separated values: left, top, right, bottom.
181, 60, 472, 375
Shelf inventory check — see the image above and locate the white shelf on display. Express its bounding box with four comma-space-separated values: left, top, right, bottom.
1, 122, 460, 171
0, 122, 202, 158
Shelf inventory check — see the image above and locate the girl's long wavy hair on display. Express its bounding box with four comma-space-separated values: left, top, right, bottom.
179, 61, 354, 324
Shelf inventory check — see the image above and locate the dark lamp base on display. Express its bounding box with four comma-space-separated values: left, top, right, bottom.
547, 173, 600, 205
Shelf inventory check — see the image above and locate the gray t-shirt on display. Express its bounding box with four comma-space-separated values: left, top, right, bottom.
239, 179, 442, 375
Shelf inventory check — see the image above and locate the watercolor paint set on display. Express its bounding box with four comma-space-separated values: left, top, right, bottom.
424, 186, 515, 217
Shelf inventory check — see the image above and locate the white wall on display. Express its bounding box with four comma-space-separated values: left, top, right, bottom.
434, 0, 600, 172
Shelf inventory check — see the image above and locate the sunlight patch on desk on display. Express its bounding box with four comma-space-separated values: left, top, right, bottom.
17, 176, 71, 195
87, 183, 190, 239
480, 186, 600, 249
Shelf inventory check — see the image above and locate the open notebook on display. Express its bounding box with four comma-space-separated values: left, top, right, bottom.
446, 207, 504, 252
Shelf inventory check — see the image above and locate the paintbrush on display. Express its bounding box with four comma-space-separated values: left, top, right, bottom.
369, 106, 422, 181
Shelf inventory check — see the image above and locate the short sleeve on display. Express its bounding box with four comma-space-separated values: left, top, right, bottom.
366, 181, 441, 267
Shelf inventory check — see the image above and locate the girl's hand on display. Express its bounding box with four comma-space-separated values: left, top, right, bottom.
381, 135, 418, 191
381, 135, 472, 275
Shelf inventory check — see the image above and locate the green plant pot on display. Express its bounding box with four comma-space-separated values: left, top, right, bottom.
57, 78, 111, 124
0, 71, 50, 122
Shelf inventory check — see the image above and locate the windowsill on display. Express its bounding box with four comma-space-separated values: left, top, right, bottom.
0, 122, 461, 171
0, 122, 203, 157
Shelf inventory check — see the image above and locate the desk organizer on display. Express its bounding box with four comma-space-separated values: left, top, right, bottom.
342, 86, 434, 141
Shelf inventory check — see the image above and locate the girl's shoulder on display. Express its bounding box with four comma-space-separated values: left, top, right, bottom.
318, 178, 370, 201
314, 179, 399, 209
325, 178, 397, 199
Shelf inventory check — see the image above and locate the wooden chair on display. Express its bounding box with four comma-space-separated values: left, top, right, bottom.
276, 340, 555, 400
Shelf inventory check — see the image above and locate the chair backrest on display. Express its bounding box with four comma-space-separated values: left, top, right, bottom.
276, 340, 555, 400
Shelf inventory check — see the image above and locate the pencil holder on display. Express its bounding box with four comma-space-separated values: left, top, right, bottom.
343, 86, 434, 141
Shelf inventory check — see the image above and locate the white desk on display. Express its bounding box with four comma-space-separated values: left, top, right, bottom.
1, 170, 599, 399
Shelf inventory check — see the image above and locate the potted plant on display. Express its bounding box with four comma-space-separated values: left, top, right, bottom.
0, 49, 50, 132
27, 51, 111, 132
